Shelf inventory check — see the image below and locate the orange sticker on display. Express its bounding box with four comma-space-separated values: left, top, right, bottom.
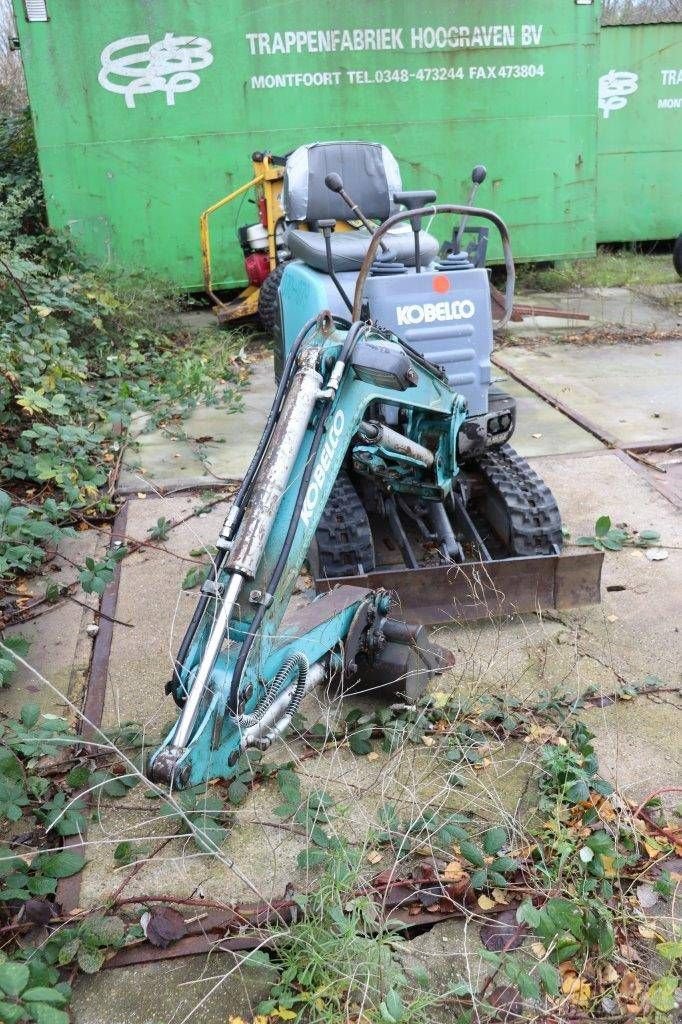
432, 274, 450, 293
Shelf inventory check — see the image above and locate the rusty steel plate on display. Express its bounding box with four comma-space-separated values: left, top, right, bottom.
314, 551, 603, 626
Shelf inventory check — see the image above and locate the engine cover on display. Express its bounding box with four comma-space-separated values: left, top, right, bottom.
363, 267, 493, 416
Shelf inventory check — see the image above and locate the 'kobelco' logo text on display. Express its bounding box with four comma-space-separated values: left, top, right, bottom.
300, 410, 345, 527
396, 300, 476, 326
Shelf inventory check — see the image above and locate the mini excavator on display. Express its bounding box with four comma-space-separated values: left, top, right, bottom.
148, 142, 601, 788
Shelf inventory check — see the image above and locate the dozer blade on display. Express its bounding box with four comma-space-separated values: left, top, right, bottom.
314, 550, 603, 627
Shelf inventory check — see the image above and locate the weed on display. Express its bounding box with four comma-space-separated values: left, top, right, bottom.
574, 514, 661, 552
258, 846, 452, 1023
513, 247, 678, 292
0, 110, 245, 605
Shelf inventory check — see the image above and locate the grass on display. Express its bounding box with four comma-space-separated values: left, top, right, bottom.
515, 247, 679, 293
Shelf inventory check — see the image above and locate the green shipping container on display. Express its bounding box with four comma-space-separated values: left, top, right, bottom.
13, 0, 600, 289
597, 21, 682, 244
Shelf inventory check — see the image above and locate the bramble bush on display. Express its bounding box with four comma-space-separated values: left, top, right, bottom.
0, 110, 245, 587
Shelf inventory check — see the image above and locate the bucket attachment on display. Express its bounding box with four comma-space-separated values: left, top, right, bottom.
349, 618, 456, 702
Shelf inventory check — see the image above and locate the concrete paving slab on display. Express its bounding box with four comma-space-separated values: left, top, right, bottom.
2, 530, 102, 723
118, 355, 275, 494
78, 441, 681, 919
512, 286, 681, 333
497, 340, 682, 447
497, 378, 602, 457
71, 951, 273, 1024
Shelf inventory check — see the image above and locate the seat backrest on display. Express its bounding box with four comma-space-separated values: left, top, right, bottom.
283, 141, 402, 224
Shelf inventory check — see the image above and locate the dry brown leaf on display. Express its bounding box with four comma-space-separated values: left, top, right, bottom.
473, 757, 491, 770
444, 861, 466, 881
491, 887, 509, 905
366, 751, 379, 762
477, 894, 496, 911
600, 964, 619, 986
530, 941, 546, 959
414, 845, 431, 856
619, 970, 643, 1004
562, 975, 592, 1008
637, 924, 660, 940
421, 735, 435, 747
366, 851, 383, 865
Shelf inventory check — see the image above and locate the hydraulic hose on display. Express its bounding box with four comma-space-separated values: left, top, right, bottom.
237, 652, 308, 728
227, 320, 369, 715
171, 314, 350, 698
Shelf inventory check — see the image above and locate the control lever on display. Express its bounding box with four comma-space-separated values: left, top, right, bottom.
316, 218, 352, 313
393, 190, 437, 273
324, 173, 390, 256
455, 165, 487, 252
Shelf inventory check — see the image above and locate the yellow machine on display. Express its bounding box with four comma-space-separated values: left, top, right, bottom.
200, 151, 286, 324
200, 150, 355, 325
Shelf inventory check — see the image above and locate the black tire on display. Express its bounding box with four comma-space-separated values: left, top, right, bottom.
673, 234, 682, 278
257, 262, 287, 379
475, 444, 563, 557
310, 470, 375, 579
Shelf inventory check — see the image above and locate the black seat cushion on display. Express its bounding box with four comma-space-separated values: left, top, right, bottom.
286, 226, 439, 273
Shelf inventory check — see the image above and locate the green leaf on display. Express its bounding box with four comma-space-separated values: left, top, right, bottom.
20, 702, 41, 728
0, 961, 29, 996
516, 901, 542, 927
565, 779, 590, 803
537, 961, 560, 996
65, 764, 90, 789
349, 726, 373, 756
483, 827, 507, 855
381, 988, 405, 1023
0, 1003, 24, 1024
470, 868, 488, 889
276, 769, 300, 806
594, 515, 611, 537
490, 856, 517, 874
34, 850, 85, 879
459, 841, 485, 867
296, 847, 327, 870
241, 949, 276, 972
22, 988, 67, 1005
113, 841, 134, 866
227, 779, 248, 806
79, 915, 125, 947
638, 529, 660, 542
76, 946, 106, 974
516, 973, 540, 1001
657, 939, 682, 961
585, 830, 614, 855
57, 939, 80, 966
27, 1004, 70, 1024
647, 975, 678, 1013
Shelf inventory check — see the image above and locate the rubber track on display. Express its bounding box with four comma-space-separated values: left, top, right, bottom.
475, 443, 563, 556
314, 470, 375, 578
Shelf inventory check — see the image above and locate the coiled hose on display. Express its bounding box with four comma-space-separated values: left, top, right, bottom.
236, 652, 309, 728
